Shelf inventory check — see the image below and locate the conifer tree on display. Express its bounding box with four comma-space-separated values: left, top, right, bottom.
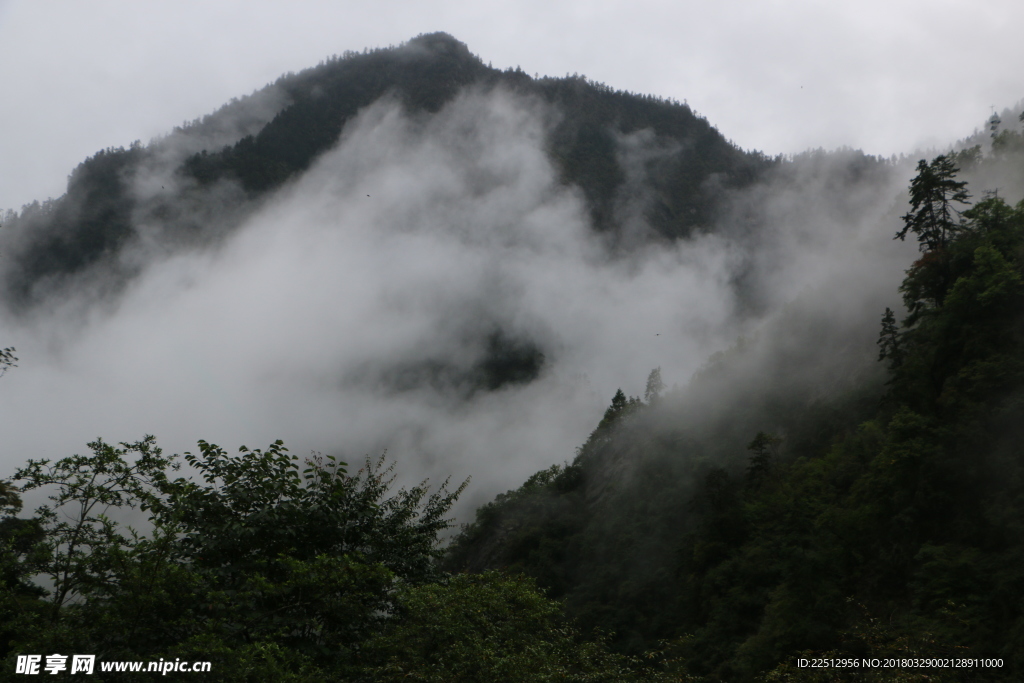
876, 307, 902, 369
0, 347, 15, 377
895, 155, 971, 252
644, 367, 665, 403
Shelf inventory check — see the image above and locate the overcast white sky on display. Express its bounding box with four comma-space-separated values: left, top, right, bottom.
1, 0, 1022, 211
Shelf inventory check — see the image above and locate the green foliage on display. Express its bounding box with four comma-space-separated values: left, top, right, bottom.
645, 367, 666, 404
587, 389, 644, 449
0, 438, 467, 677
450, 157, 1024, 680
759, 602, 969, 682
11, 437, 177, 620
5, 51, 1024, 682
889, 194, 1024, 412
896, 155, 971, 253
0, 221, 14, 377
360, 572, 680, 682
876, 307, 902, 369
1, 33, 771, 309
0, 348, 15, 377
159, 441, 464, 585
950, 144, 982, 171
1, 438, 660, 681
0, 482, 46, 661
992, 129, 1024, 157
443, 460, 587, 599
3, 145, 144, 307
745, 432, 782, 489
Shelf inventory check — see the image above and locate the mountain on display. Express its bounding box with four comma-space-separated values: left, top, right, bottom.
3, 30, 1024, 682
0, 32, 770, 312
446, 140, 1024, 679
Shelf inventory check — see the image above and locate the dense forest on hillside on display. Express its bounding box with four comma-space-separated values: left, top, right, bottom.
3, 30, 1024, 682
3, 146, 1023, 680
446, 138, 1024, 680
3, 141, 1024, 680
0, 32, 770, 312
0, 439, 696, 681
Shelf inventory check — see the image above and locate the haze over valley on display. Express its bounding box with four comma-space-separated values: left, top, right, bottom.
2, 19, 1024, 680
0, 34, 949, 513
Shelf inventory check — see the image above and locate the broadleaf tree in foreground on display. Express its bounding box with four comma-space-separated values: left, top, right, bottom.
1, 438, 686, 681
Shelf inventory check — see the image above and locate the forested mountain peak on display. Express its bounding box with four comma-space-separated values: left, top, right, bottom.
0, 33, 767, 313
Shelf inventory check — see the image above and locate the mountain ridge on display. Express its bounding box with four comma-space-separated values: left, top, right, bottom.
0, 32, 771, 313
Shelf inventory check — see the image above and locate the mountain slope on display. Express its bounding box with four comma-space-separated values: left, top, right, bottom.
446, 143, 1024, 680
0, 32, 770, 311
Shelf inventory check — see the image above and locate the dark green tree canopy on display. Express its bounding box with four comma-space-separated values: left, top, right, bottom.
0, 347, 15, 377
447, 152, 1024, 679
896, 154, 971, 252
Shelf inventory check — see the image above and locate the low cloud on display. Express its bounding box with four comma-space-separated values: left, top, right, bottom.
0, 87, 925, 518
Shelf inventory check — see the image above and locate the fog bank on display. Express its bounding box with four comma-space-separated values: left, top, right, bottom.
0, 87, 923, 516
